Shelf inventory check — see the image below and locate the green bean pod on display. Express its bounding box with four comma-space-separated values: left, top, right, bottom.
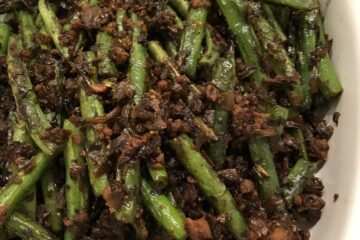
79, 51, 109, 197
0, 23, 10, 55
63, 120, 89, 240
215, 0, 266, 87
10, 119, 37, 219
248, 2, 304, 109
18, 10, 37, 50
7, 35, 61, 155
5, 212, 56, 240
179, 7, 207, 78
96, 31, 119, 78
129, 13, 148, 105
261, 3, 287, 42
141, 179, 187, 240
169, 0, 189, 17
260, 0, 319, 10
207, 49, 237, 168
283, 129, 317, 203
296, 10, 318, 109
0, 151, 54, 224
39, 0, 70, 59
316, 17, 343, 99
41, 169, 63, 234
199, 27, 220, 67
171, 134, 248, 240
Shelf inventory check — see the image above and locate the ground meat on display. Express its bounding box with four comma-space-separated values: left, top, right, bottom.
218, 168, 240, 183
6, 142, 36, 163
87, 149, 111, 178
303, 177, 324, 196
117, 131, 162, 164
248, 217, 269, 240
129, 91, 168, 132
307, 138, 329, 161
88, 209, 126, 240
192, 0, 211, 9
293, 194, 326, 227
167, 118, 191, 137
36, 204, 51, 228
169, 170, 203, 218
149, 7, 182, 36
332, 112, 341, 126
77, 3, 112, 30
266, 227, 292, 240
232, 104, 276, 138
110, 44, 130, 65
240, 179, 255, 194
236, 58, 257, 80
103, 183, 124, 212
64, 211, 90, 239
204, 84, 221, 102
185, 217, 213, 240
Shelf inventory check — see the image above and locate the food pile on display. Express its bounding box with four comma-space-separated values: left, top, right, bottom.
0, 0, 343, 239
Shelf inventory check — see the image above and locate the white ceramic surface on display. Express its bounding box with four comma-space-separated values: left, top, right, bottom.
312, 1, 360, 239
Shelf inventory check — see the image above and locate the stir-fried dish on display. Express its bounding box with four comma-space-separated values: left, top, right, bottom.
0, 0, 343, 239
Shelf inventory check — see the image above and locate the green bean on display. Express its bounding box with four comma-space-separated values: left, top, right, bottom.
4, 212, 56, 240
141, 179, 187, 240
249, 137, 280, 199
129, 13, 148, 105
41, 169, 63, 234
169, 0, 189, 17
260, 0, 319, 10
261, 3, 287, 42
96, 31, 119, 78
207, 49, 236, 168
268, 104, 289, 134
296, 10, 318, 109
167, 6, 185, 30
10, 119, 36, 219
79, 51, 109, 197
7, 35, 60, 155
39, 0, 70, 59
179, 7, 207, 78
63, 120, 89, 240
149, 41, 170, 65
0, 151, 54, 224
115, 160, 140, 224
248, 2, 304, 109
249, 2, 297, 79
114, 13, 148, 226
166, 41, 178, 59
215, 0, 266, 87
214, 0, 287, 201
116, 9, 126, 32
146, 161, 168, 190
283, 129, 317, 203
199, 27, 220, 67
0, 23, 10, 56
171, 134, 248, 240
17, 10, 37, 50
270, 6, 290, 30
316, 16, 343, 99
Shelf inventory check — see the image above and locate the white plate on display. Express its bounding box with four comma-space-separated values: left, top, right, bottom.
313, 1, 360, 239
